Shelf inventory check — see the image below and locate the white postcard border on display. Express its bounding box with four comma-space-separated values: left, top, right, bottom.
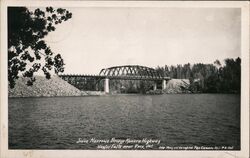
1, 1, 249, 158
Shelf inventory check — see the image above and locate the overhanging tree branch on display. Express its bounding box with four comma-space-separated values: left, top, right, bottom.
8, 7, 72, 88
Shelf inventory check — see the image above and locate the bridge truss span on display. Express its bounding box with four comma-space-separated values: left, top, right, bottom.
99, 65, 169, 80
59, 65, 170, 93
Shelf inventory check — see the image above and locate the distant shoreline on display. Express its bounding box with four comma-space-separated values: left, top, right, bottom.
8, 91, 240, 98
8, 76, 240, 98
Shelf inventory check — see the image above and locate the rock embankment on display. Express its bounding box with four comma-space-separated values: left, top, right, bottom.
147, 79, 191, 94
8, 76, 87, 97
164, 79, 190, 93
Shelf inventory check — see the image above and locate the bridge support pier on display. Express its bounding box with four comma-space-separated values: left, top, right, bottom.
162, 80, 166, 90
153, 82, 157, 90
104, 78, 109, 93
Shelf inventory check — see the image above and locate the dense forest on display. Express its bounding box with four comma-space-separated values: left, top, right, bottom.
155, 57, 241, 93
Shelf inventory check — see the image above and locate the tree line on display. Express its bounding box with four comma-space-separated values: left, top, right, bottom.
155, 57, 241, 93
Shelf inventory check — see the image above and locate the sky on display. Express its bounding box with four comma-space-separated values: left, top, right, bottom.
44, 7, 241, 75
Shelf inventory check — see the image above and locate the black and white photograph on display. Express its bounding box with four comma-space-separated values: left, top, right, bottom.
1, 1, 249, 158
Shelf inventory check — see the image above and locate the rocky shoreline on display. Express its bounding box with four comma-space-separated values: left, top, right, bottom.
9, 76, 191, 97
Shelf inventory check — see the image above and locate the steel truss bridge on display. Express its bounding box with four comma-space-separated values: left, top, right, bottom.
59, 65, 170, 93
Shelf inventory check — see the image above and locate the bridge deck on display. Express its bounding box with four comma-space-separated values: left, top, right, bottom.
59, 74, 170, 81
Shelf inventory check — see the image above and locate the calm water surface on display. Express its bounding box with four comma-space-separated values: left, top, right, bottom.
9, 94, 240, 149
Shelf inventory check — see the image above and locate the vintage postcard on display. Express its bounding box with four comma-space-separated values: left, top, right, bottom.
1, 1, 249, 158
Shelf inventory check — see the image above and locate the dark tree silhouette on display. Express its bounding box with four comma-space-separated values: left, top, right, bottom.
8, 7, 72, 88
155, 57, 241, 93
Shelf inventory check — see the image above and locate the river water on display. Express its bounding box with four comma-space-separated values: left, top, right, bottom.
9, 94, 240, 150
